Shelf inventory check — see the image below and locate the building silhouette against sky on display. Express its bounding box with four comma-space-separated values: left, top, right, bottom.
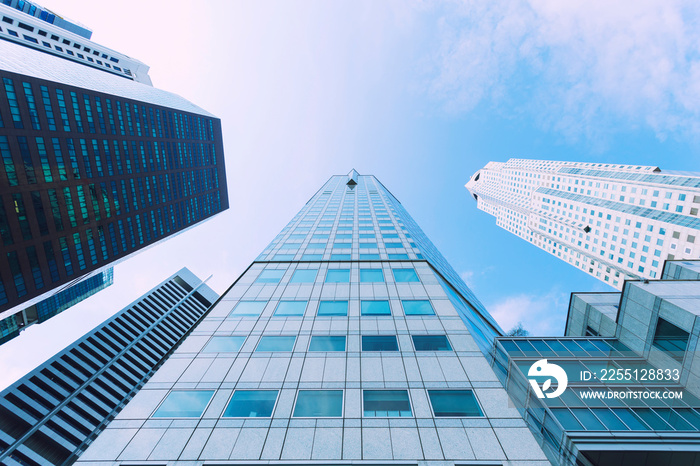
0, 1, 228, 343
0, 267, 217, 466
75, 171, 549, 465
466, 159, 700, 289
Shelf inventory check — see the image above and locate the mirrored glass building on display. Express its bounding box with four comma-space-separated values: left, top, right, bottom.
466, 159, 700, 289
75, 171, 549, 465
0, 2, 228, 342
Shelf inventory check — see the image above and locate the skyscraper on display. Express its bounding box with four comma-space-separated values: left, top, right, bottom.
0, 2, 228, 339
492, 259, 700, 465
466, 158, 700, 289
0, 267, 218, 466
75, 171, 549, 465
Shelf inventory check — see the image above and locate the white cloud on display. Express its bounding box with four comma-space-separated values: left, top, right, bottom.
487, 290, 569, 336
422, 0, 700, 140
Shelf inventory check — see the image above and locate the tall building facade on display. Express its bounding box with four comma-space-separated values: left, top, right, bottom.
0, 3, 228, 332
492, 259, 700, 465
74, 171, 548, 465
0, 267, 113, 344
466, 159, 700, 290
0, 268, 218, 466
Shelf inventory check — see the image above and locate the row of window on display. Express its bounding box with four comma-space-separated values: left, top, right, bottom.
0, 193, 221, 303
0, 135, 217, 188
0, 76, 214, 141
230, 299, 436, 318
153, 388, 483, 419
256, 267, 420, 284
202, 334, 452, 353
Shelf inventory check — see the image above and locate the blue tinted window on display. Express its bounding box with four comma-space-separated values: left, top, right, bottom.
302, 254, 323, 260
224, 390, 278, 417
307, 242, 326, 249
309, 335, 346, 351
385, 242, 403, 248
256, 336, 296, 352
360, 233, 375, 239
293, 390, 343, 417
274, 254, 294, 260
393, 268, 419, 282
331, 254, 351, 260
359, 242, 377, 248
203, 336, 246, 352
402, 300, 434, 315
361, 300, 391, 316
230, 301, 266, 316
274, 300, 307, 316
153, 390, 214, 418
412, 335, 451, 351
363, 390, 411, 417
428, 390, 482, 417
256, 269, 285, 284
360, 269, 384, 282
325, 269, 350, 283
333, 243, 352, 249
362, 335, 398, 351
318, 300, 348, 316
388, 253, 409, 260
290, 269, 317, 283
360, 254, 380, 260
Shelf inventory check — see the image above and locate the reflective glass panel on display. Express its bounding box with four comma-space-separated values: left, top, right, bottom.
363, 390, 411, 417
293, 390, 343, 417
223, 390, 278, 417
256, 336, 296, 352
428, 390, 482, 417
309, 335, 346, 352
402, 300, 434, 315
153, 390, 214, 418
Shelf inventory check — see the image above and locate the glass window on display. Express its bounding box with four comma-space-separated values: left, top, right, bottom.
325, 269, 350, 283
224, 390, 278, 417
385, 242, 403, 248
361, 300, 391, 315
360, 253, 380, 260
331, 254, 351, 260
393, 268, 419, 282
412, 335, 451, 351
309, 335, 346, 351
153, 390, 214, 418
274, 300, 307, 316
363, 390, 411, 417
293, 390, 343, 417
360, 269, 384, 282
256, 335, 296, 352
362, 335, 398, 351
290, 269, 317, 283
302, 254, 323, 260
428, 390, 482, 417
402, 300, 434, 315
274, 254, 295, 260
318, 300, 348, 316
388, 253, 409, 259
653, 317, 689, 362
256, 269, 285, 284
230, 301, 266, 316
203, 336, 246, 352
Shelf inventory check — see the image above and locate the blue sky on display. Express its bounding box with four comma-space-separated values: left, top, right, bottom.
1, 0, 700, 389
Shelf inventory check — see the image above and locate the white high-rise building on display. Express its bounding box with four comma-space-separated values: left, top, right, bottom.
466, 159, 700, 289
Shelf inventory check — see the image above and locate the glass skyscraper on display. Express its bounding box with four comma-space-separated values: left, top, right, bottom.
0, 2, 228, 337
0, 268, 218, 466
74, 171, 549, 465
466, 159, 700, 289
